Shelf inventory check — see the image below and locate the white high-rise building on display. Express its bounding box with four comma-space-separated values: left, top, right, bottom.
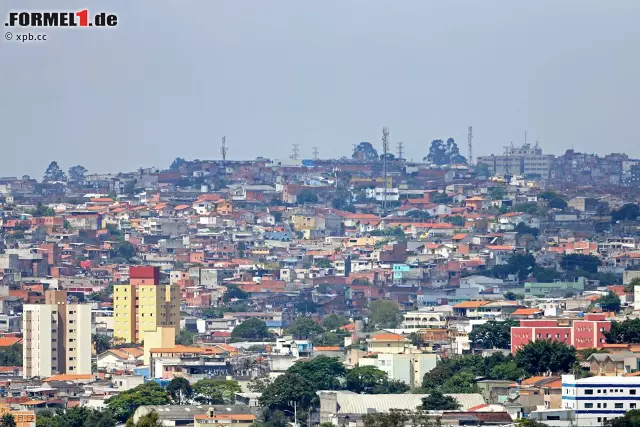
23, 291, 92, 378
562, 374, 640, 426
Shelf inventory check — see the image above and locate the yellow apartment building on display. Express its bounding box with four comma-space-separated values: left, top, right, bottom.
114, 266, 180, 344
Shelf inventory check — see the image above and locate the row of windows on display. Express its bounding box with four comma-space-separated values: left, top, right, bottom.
584, 402, 635, 409
584, 388, 637, 395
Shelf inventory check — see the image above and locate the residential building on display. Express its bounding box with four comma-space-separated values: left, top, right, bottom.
524, 277, 586, 298
23, 290, 92, 378
562, 374, 640, 425
357, 353, 438, 387
113, 266, 180, 344
511, 315, 611, 354
477, 142, 554, 177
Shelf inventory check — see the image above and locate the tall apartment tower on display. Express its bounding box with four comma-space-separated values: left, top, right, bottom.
113, 266, 180, 344
23, 290, 92, 378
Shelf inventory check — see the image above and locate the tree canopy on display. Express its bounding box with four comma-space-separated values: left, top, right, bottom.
419, 391, 461, 411
562, 254, 601, 274
259, 372, 317, 412
68, 165, 88, 184
192, 379, 241, 404
368, 300, 401, 329
166, 377, 192, 404
106, 382, 171, 422
469, 320, 519, 349
286, 317, 325, 339
297, 190, 319, 204
43, 161, 67, 182
345, 365, 409, 394
352, 142, 379, 161
425, 138, 467, 165
594, 293, 621, 313
322, 314, 350, 330
231, 318, 270, 339
604, 319, 640, 344
515, 340, 576, 375
288, 356, 347, 390
0, 343, 22, 366
34, 407, 116, 427
611, 204, 640, 222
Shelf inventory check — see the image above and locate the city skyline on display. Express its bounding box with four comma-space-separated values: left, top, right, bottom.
2, 0, 639, 176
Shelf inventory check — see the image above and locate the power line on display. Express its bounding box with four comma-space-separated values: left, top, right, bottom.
312, 147, 319, 160
291, 144, 299, 160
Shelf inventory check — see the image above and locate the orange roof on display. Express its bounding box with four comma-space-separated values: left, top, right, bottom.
194, 414, 256, 421
45, 374, 94, 382
150, 345, 204, 354
0, 337, 21, 347
486, 245, 515, 251
370, 333, 407, 342
541, 379, 562, 389
314, 346, 341, 351
467, 404, 489, 412
452, 233, 468, 240
623, 372, 640, 377
22, 400, 46, 406
454, 301, 489, 309
512, 308, 542, 316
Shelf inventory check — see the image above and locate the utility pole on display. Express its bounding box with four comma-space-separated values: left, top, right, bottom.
291, 144, 299, 160
382, 127, 389, 214
220, 136, 228, 162
396, 141, 404, 161
467, 126, 473, 165
312, 147, 319, 161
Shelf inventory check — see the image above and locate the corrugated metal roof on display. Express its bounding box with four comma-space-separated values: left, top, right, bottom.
318, 391, 485, 413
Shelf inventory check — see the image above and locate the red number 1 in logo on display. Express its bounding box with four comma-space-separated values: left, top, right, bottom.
76, 9, 89, 26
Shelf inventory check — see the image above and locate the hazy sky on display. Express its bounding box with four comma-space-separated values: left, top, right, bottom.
1, 0, 639, 178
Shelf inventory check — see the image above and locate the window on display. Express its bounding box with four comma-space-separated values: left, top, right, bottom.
585, 389, 593, 395
585, 403, 593, 409
631, 403, 636, 409
603, 403, 607, 408
616, 403, 624, 409
632, 390, 637, 395
597, 403, 602, 408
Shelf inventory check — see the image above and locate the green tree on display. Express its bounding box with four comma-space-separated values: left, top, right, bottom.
604, 319, 640, 344
259, 372, 317, 412
515, 222, 539, 237
43, 160, 67, 181
516, 420, 551, 427
548, 197, 568, 209
68, 165, 88, 185
169, 157, 187, 171
106, 382, 170, 422
447, 216, 466, 226
0, 343, 22, 366
624, 278, 640, 293
419, 391, 461, 410
322, 314, 350, 330
469, 320, 519, 349
594, 293, 621, 313
30, 202, 56, 217
440, 372, 477, 393
166, 377, 193, 404
223, 285, 249, 302
611, 204, 640, 222
562, 254, 601, 274
364, 409, 440, 427
113, 242, 136, 262
313, 331, 345, 347
192, 379, 241, 404
288, 356, 347, 390
0, 414, 16, 427
604, 409, 640, 427
175, 329, 196, 346
92, 334, 111, 354
315, 258, 333, 268
345, 365, 388, 394
475, 163, 491, 177
286, 317, 324, 339
368, 300, 401, 329
125, 411, 163, 427
231, 318, 270, 339
248, 375, 273, 393
297, 190, 319, 204
489, 360, 526, 381
515, 340, 576, 375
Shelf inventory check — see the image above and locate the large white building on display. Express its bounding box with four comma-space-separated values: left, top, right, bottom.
23, 291, 92, 378
562, 374, 640, 426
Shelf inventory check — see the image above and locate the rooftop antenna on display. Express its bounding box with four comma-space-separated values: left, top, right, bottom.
291, 144, 299, 160
382, 127, 389, 214
220, 136, 228, 162
467, 126, 473, 165
312, 147, 319, 161
396, 141, 404, 161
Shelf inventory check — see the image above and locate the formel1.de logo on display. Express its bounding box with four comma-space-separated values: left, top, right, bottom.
5, 10, 118, 28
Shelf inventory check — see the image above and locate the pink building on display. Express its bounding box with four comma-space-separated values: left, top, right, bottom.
510, 314, 611, 354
